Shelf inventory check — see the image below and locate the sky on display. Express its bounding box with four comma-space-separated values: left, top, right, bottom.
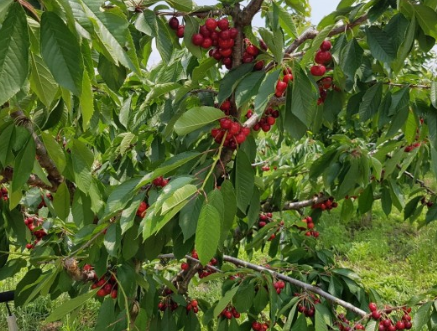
148, 0, 342, 65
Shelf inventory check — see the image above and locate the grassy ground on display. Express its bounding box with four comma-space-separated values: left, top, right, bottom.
1, 201, 437, 330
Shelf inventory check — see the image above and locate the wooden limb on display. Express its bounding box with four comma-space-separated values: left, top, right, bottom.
158, 253, 367, 317
262, 195, 329, 212
10, 111, 63, 191
240, 0, 264, 25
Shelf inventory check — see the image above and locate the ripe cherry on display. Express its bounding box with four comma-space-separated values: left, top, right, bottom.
205, 18, 217, 31
283, 74, 293, 84
217, 18, 229, 31
26, 243, 33, 250
219, 48, 232, 57
168, 17, 179, 30
252, 321, 262, 331
372, 311, 382, 320
96, 288, 107, 297
229, 27, 238, 39
315, 50, 332, 64
110, 289, 118, 299
310, 65, 326, 76
320, 40, 332, 51
176, 26, 185, 38
246, 44, 259, 56
192, 33, 204, 46
201, 38, 213, 49
369, 302, 377, 312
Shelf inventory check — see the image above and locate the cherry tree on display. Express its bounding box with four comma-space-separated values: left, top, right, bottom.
0, 0, 437, 330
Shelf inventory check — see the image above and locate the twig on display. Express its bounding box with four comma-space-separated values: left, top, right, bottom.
0, 166, 54, 191
262, 195, 329, 212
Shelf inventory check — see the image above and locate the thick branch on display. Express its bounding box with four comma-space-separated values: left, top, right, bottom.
262, 195, 329, 212
0, 167, 54, 191
11, 111, 63, 191
398, 165, 436, 196
158, 253, 367, 317
240, 0, 264, 26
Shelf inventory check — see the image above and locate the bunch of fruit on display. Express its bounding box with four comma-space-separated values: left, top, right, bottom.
296, 292, 321, 317
311, 196, 338, 211
152, 176, 169, 188
301, 216, 320, 238
251, 321, 270, 331
273, 280, 285, 294
186, 299, 199, 314
1, 187, 8, 201
247, 107, 280, 132
369, 303, 413, 330
89, 268, 118, 299
310, 40, 332, 77
257, 212, 273, 228
335, 313, 365, 330
158, 290, 179, 312
211, 117, 251, 149
274, 68, 294, 97
24, 217, 47, 249
168, 16, 185, 38
219, 306, 240, 319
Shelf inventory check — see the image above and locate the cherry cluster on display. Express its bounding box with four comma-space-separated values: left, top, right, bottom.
88, 266, 118, 299
37, 192, 53, 209
310, 40, 332, 77
420, 196, 434, 208
24, 217, 47, 249
168, 16, 185, 38
273, 280, 285, 294
211, 118, 251, 149
404, 142, 421, 153
274, 68, 294, 97
152, 176, 169, 188
316, 76, 339, 105
301, 216, 320, 238
136, 201, 148, 218
257, 212, 273, 228
186, 299, 199, 314
296, 292, 321, 317
219, 306, 240, 319
369, 303, 412, 330
251, 321, 270, 331
158, 289, 179, 312
335, 313, 365, 331
311, 196, 338, 211
1, 187, 8, 201
242, 38, 266, 70
247, 107, 280, 133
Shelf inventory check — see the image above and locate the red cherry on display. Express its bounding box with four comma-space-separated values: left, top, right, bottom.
176, 25, 185, 38
242, 54, 254, 63
201, 38, 213, 49
217, 18, 229, 31
26, 243, 33, 250
404, 322, 412, 329
372, 311, 382, 320
276, 80, 287, 92
219, 48, 232, 57
246, 44, 259, 56
205, 18, 217, 31
369, 302, 377, 312
220, 100, 231, 112
192, 33, 204, 46
320, 40, 332, 51
199, 25, 211, 38
224, 310, 232, 319
266, 116, 275, 126
252, 321, 262, 331
261, 124, 271, 132
241, 127, 250, 136
218, 38, 234, 49
229, 27, 238, 39
395, 321, 405, 330
220, 118, 232, 129
254, 60, 264, 70
229, 122, 241, 135
169, 17, 179, 30
321, 77, 332, 89
181, 262, 189, 270
219, 30, 231, 40
110, 289, 117, 299
283, 74, 293, 84
315, 50, 332, 64
235, 133, 246, 144
96, 288, 107, 297
310, 65, 326, 76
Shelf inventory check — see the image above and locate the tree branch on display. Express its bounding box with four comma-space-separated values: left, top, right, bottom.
240, 0, 264, 26
11, 111, 63, 191
262, 195, 329, 212
158, 253, 367, 317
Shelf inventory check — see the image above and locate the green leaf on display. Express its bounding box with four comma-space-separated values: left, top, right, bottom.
340, 38, 364, 80
220, 181, 237, 244
41, 11, 83, 95
165, 0, 193, 11
104, 223, 121, 256
358, 185, 374, 214
254, 69, 281, 116
235, 71, 266, 109
426, 204, 437, 224
156, 17, 174, 64
145, 82, 181, 105
41, 132, 66, 173
315, 308, 329, 331
12, 137, 35, 193
275, 2, 298, 38
80, 1, 140, 74
80, 70, 94, 130
46, 289, 98, 322
414, 4, 437, 39
106, 178, 141, 214
98, 53, 126, 92
161, 184, 197, 215
292, 62, 317, 127
235, 150, 255, 212
30, 54, 58, 107
53, 182, 70, 221
366, 26, 396, 64
0, 2, 29, 106
193, 57, 217, 82
359, 83, 382, 122
393, 16, 416, 73
195, 203, 221, 266
71, 140, 94, 193
42, 99, 66, 131
386, 87, 410, 137
217, 64, 254, 104
291, 313, 308, 331
0, 123, 15, 167
174, 106, 224, 135
258, 28, 283, 63
183, 16, 202, 59
413, 301, 433, 331
404, 196, 422, 220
